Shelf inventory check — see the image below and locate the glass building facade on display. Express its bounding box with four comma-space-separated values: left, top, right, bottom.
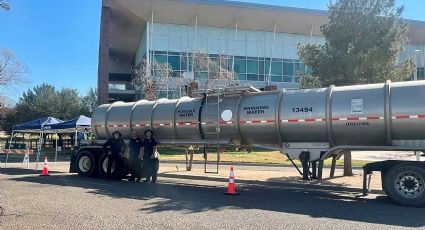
135, 22, 425, 88
135, 22, 324, 87
99, 0, 425, 103
398, 43, 425, 80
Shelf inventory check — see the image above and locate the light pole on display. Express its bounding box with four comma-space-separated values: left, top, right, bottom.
413, 49, 421, 160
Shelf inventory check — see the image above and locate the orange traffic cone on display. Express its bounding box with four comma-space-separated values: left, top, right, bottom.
40, 156, 50, 176
224, 166, 239, 195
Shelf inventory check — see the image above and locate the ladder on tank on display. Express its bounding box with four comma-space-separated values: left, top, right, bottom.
203, 90, 222, 174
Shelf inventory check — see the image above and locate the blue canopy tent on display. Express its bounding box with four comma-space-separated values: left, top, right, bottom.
49, 115, 91, 132
8, 117, 63, 169
7, 116, 92, 169
50, 115, 92, 152
48, 115, 92, 165
13, 117, 64, 133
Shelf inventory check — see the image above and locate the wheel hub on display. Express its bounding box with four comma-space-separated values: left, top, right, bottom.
102, 158, 115, 173
395, 171, 424, 199
78, 156, 92, 173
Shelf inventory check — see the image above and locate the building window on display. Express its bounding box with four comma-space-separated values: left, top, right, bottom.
168, 55, 180, 71
234, 59, 246, 74
109, 83, 126, 91
271, 75, 282, 82
209, 57, 220, 74
157, 90, 178, 99
246, 59, 258, 74
283, 76, 294, 82
258, 75, 265, 81
247, 74, 258, 81
418, 67, 425, 80
283, 60, 295, 76
195, 72, 208, 79
236, 73, 247, 80
271, 62, 283, 75
154, 54, 167, 65
147, 50, 301, 84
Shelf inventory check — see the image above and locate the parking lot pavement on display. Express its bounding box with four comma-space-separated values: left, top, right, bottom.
351, 150, 425, 162
1, 162, 424, 230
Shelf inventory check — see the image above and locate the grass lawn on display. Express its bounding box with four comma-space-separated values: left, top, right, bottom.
158, 148, 369, 167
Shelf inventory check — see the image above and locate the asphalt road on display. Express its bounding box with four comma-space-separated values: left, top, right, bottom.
1, 163, 424, 230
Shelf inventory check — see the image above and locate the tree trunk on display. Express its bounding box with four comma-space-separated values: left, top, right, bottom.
343, 151, 353, 176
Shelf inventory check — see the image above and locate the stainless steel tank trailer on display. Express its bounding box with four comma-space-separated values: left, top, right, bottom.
70, 80, 425, 207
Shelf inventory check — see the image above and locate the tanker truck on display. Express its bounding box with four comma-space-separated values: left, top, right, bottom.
70, 80, 425, 207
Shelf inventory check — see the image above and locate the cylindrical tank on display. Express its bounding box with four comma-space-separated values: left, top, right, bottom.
390, 81, 425, 140
238, 91, 282, 147
175, 97, 203, 140
92, 80, 425, 148
279, 88, 328, 142
200, 95, 242, 145
130, 100, 156, 135
330, 83, 387, 146
151, 98, 179, 141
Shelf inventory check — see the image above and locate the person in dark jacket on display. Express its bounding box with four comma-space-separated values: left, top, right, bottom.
140, 130, 159, 183
128, 130, 143, 182
103, 131, 127, 178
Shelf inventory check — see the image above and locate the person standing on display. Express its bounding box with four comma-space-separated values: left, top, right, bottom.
103, 131, 127, 179
77, 131, 85, 147
140, 130, 159, 183
128, 130, 143, 182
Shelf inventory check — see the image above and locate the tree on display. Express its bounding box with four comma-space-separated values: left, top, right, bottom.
2, 84, 100, 133
297, 0, 415, 176
298, 0, 414, 87
17, 83, 58, 119
0, 49, 28, 96
133, 50, 238, 100
80, 88, 98, 116
133, 59, 174, 100
1, 111, 14, 133
0, 95, 13, 108
296, 71, 323, 89
0, 0, 9, 10
191, 50, 238, 90
57, 88, 81, 120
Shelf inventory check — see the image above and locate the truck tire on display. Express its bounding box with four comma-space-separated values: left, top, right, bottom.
98, 153, 128, 179
383, 163, 425, 207
75, 151, 96, 177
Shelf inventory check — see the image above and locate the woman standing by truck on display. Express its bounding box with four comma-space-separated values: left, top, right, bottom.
140, 130, 159, 183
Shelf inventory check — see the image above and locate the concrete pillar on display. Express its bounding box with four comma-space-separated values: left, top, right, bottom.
98, 6, 110, 105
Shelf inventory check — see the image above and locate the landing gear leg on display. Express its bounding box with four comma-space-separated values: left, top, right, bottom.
299, 151, 310, 180
311, 161, 317, 179
317, 151, 326, 180
329, 155, 337, 178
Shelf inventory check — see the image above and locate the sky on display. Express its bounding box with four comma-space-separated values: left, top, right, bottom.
1, 0, 424, 103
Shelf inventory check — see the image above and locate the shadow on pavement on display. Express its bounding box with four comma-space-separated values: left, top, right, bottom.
4, 168, 425, 228
0, 167, 64, 175
0, 153, 71, 164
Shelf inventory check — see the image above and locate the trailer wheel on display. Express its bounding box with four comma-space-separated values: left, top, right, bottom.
99, 153, 114, 178
75, 151, 96, 177
384, 163, 425, 207
98, 153, 128, 179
